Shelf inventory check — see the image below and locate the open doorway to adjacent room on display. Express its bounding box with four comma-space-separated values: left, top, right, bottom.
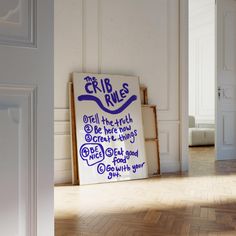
188, 0, 216, 175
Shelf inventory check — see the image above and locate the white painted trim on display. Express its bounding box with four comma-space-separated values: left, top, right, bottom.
180, 0, 217, 169
179, 0, 189, 172
0, 84, 37, 236
160, 160, 181, 173
215, 0, 219, 159
0, 0, 37, 47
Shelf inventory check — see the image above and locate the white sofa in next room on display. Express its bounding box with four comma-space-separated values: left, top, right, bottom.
189, 116, 215, 146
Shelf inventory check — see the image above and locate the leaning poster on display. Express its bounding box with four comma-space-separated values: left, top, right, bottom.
73, 73, 148, 185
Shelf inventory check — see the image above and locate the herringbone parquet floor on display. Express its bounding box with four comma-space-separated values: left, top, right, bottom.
55, 147, 236, 236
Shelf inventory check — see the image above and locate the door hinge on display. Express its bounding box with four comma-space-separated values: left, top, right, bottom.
218, 87, 221, 99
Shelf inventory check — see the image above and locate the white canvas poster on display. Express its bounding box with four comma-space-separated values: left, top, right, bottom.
73, 73, 148, 185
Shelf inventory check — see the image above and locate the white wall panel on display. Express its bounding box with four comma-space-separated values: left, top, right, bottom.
53, 109, 180, 182
189, 0, 215, 124
54, 122, 70, 135
96, 0, 179, 121
82, 0, 100, 73
55, 170, 72, 185
54, 109, 72, 184
159, 132, 169, 154
159, 121, 180, 173
54, 108, 70, 121
54, 0, 180, 183
54, 135, 71, 160
54, 0, 83, 108
54, 160, 72, 184
55, 159, 72, 171
54, 109, 72, 183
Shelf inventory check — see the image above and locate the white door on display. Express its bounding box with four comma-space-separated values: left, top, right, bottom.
0, 1, 54, 236
216, 0, 236, 160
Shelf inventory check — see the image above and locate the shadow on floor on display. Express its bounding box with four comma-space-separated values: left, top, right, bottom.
55, 200, 236, 236
55, 146, 236, 236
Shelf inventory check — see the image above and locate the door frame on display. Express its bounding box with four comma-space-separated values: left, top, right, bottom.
180, 0, 218, 171
180, 0, 189, 172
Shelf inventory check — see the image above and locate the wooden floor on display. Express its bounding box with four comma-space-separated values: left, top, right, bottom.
55, 147, 236, 236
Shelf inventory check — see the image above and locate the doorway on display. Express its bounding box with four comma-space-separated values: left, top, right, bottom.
188, 0, 216, 169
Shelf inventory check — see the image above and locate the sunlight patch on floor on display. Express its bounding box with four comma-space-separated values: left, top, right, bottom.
55, 174, 236, 217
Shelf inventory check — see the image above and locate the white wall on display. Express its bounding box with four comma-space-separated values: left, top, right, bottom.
54, 0, 180, 184
189, 0, 215, 125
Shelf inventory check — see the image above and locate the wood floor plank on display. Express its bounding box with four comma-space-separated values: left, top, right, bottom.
55, 147, 236, 235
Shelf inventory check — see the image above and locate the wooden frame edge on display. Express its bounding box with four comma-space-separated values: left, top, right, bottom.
69, 82, 80, 185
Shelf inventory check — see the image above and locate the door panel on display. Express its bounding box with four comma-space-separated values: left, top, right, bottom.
0, 0, 53, 235
0, 0, 36, 47
223, 112, 236, 145
0, 109, 19, 236
216, 0, 236, 160
0, 86, 36, 236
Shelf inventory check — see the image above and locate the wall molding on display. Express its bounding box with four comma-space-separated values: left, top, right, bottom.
159, 131, 170, 154
82, 0, 86, 72
0, 0, 37, 47
70, 0, 178, 117
54, 121, 70, 135
223, 11, 236, 72
98, 0, 102, 74
54, 108, 70, 121
54, 0, 181, 183
192, 35, 215, 122
0, 84, 37, 236
159, 0, 170, 112
160, 160, 180, 173
179, 0, 189, 172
